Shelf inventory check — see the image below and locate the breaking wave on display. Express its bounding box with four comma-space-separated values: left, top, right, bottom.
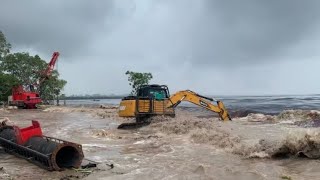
147, 109, 320, 159
235, 109, 320, 124
233, 129, 320, 159
43, 106, 122, 120
148, 115, 220, 135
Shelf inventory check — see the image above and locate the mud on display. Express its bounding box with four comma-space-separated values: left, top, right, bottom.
1, 107, 320, 179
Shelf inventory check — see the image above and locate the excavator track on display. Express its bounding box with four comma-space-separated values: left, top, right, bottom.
117, 121, 151, 129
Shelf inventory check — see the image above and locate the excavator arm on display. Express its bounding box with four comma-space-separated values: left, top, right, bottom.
167, 90, 231, 121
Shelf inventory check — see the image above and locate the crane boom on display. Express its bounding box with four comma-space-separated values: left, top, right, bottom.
44, 52, 60, 77
38, 52, 60, 85
167, 90, 231, 121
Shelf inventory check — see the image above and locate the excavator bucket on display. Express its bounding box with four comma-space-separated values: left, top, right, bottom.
217, 101, 232, 121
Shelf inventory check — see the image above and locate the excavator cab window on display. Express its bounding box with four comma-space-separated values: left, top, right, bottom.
149, 89, 166, 100
137, 85, 169, 100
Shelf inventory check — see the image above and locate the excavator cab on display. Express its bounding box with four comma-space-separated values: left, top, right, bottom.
137, 85, 170, 100
118, 85, 175, 121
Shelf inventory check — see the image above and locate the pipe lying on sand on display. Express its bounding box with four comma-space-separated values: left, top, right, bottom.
0, 121, 84, 171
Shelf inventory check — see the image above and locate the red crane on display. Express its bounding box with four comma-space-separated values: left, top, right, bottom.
39, 52, 60, 85
8, 52, 60, 109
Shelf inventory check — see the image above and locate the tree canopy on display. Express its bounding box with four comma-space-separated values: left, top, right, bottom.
0, 31, 11, 58
125, 70, 153, 95
0, 30, 66, 103
0, 52, 46, 84
0, 73, 19, 101
40, 71, 67, 103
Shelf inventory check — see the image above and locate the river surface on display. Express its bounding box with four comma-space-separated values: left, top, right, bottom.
66, 94, 320, 115
1, 95, 320, 179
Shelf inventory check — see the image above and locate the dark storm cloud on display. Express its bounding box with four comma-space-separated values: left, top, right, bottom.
192, 0, 320, 66
97, 0, 320, 67
1, 0, 320, 66
0, 0, 116, 57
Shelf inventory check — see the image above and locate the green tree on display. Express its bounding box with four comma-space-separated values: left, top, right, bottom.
0, 30, 15, 102
0, 31, 66, 103
0, 31, 11, 59
125, 70, 153, 95
39, 71, 67, 103
0, 73, 19, 102
0, 52, 66, 102
0, 52, 46, 84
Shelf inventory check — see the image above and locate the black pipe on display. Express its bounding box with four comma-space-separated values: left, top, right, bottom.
25, 136, 83, 170
0, 127, 17, 142
0, 127, 84, 171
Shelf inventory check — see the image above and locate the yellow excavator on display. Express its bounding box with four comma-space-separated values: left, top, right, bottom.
118, 84, 231, 128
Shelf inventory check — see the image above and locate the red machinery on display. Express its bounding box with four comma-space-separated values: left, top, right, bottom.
0, 120, 84, 171
8, 52, 60, 109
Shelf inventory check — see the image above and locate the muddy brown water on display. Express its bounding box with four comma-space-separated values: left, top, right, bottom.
1, 107, 320, 180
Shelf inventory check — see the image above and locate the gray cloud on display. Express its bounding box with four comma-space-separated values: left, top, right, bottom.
198, 0, 320, 65
1, 0, 320, 65
0, 0, 116, 57
97, 0, 320, 67
1, 0, 320, 95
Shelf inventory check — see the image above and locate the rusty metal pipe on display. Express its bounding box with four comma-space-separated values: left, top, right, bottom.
25, 136, 83, 170
0, 127, 84, 171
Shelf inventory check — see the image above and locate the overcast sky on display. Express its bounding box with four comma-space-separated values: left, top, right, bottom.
1, 0, 320, 96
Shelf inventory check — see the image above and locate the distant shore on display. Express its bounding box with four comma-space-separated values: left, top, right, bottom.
64, 95, 125, 100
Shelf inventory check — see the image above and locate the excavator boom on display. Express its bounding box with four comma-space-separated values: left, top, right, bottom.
167, 90, 231, 121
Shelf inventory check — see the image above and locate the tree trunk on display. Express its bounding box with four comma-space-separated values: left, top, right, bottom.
56, 95, 59, 106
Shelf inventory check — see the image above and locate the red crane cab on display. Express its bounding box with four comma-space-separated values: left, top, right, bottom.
8, 85, 42, 109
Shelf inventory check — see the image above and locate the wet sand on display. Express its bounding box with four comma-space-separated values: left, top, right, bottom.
1, 107, 320, 179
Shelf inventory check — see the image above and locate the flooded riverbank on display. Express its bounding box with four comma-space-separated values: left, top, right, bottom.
1, 106, 320, 179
